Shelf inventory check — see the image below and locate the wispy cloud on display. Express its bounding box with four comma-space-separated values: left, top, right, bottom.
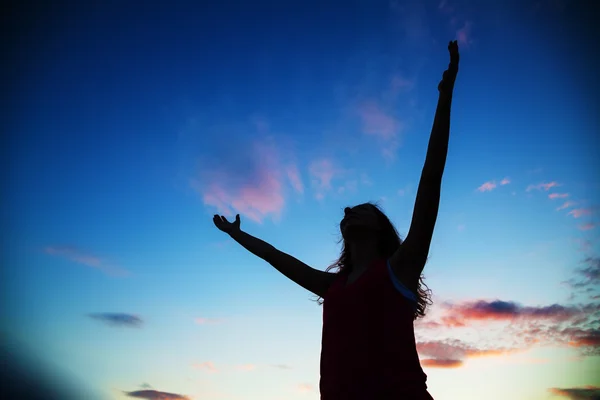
548, 386, 600, 399
526, 181, 560, 191
565, 257, 600, 290
125, 389, 189, 399
417, 339, 514, 368
297, 383, 316, 393
196, 142, 287, 223
286, 165, 304, 194
44, 246, 129, 277
309, 158, 344, 199
568, 208, 593, 218
420, 358, 463, 368
500, 177, 511, 185
270, 364, 293, 370
235, 364, 257, 371
456, 21, 473, 47
442, 300, 583, 323
192, 361, 218, 373
549, 193, 569, 199
476, 181, 497, 192
88, 313, 142, 328
579, 223, 597, 231
390, 75, 415, 94
557, 201, 577, 211
356, 101, 402, 161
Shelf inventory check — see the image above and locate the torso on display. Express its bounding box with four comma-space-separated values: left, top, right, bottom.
319, 259, 432, 400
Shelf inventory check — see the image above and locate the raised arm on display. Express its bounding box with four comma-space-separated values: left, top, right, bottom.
213, 214, 337, 297
391, 41, 459, 282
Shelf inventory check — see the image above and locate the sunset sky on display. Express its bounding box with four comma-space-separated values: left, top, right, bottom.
3, 0, 599, 399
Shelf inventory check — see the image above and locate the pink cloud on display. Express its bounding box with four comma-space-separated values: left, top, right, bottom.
557, 201, 577, 211
421, 358, 463, 368
500, 177, 511, 185
235, 364, 257, 371
195, 142, 286, 223
578, 223, 596, 231
44, 246, 129, 277
477, 181, 497, 192
456, 21, 473, 47
526, 181, 561, 191
357, 101, 400, 142
568, 208, 592, 218
549, 193, 569, 199
192, 361, 218, 373
297, 383, 316, 393
391, 75, 415, 93
286, 165, 304, 194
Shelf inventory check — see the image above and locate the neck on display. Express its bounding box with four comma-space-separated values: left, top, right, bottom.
348, 239, 380, 272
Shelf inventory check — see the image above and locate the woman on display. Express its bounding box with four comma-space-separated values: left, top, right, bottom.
213, 41, 460, 399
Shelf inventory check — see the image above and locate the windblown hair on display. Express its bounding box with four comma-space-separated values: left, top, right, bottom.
316, 202, 432, 320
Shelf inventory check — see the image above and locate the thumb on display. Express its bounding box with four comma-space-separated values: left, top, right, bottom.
235, 214, 240, 224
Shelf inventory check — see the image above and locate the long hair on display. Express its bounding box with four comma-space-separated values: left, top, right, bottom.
316, 202, 432, 320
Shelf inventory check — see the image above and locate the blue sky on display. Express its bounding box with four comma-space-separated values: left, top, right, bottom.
3, 0, 599, 399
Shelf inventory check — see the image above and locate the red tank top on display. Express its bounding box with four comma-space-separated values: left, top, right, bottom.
320, 258, 432, 400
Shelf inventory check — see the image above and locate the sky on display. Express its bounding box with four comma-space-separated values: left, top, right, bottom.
2, 0, 600, 399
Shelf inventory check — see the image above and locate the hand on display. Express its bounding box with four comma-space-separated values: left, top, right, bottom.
213, 214, 241, 235
438, 40, 459, 93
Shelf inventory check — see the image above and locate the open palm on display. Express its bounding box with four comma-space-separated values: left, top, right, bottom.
213, 214, 241, 234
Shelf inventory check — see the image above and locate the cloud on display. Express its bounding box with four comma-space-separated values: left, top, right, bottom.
356, 101, 402, 161
390, 75, 415, 94
357, 102, 399, 141
194, 317, 222, 325
566, 257, 600, 289
421, 358, 463, 368
526, 181, 561, 191
549, 193, 569, 199
557, 201, 577, 211
297, 383, 316, 393
270, 364, 292, 370
44, 246, 129, 277
192, 361, 218, 373
88, 313, 142, 328
500, 177, 511, 185
456, 21, 473, 47
442, 300, 583, 323
197, 150, 285, 223
125, 390, 189, 400
235, 364, 257, 371
579, 223, 597, 231
416, 339, 514, 368
568, 208, 593, 218
192, 128, 299, 223
548, 386, 600, 399
309, 158, 345, 199
476, 181, 497, 192
286, 165, 304, 194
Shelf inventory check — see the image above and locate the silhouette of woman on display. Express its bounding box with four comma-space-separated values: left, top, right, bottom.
213, 41, 460, 400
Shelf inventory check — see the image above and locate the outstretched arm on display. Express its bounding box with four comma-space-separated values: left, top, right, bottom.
213, 215, 337, 297
391, 41, 459, 282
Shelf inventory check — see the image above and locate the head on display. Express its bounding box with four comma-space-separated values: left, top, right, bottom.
317, 202, 432, 319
